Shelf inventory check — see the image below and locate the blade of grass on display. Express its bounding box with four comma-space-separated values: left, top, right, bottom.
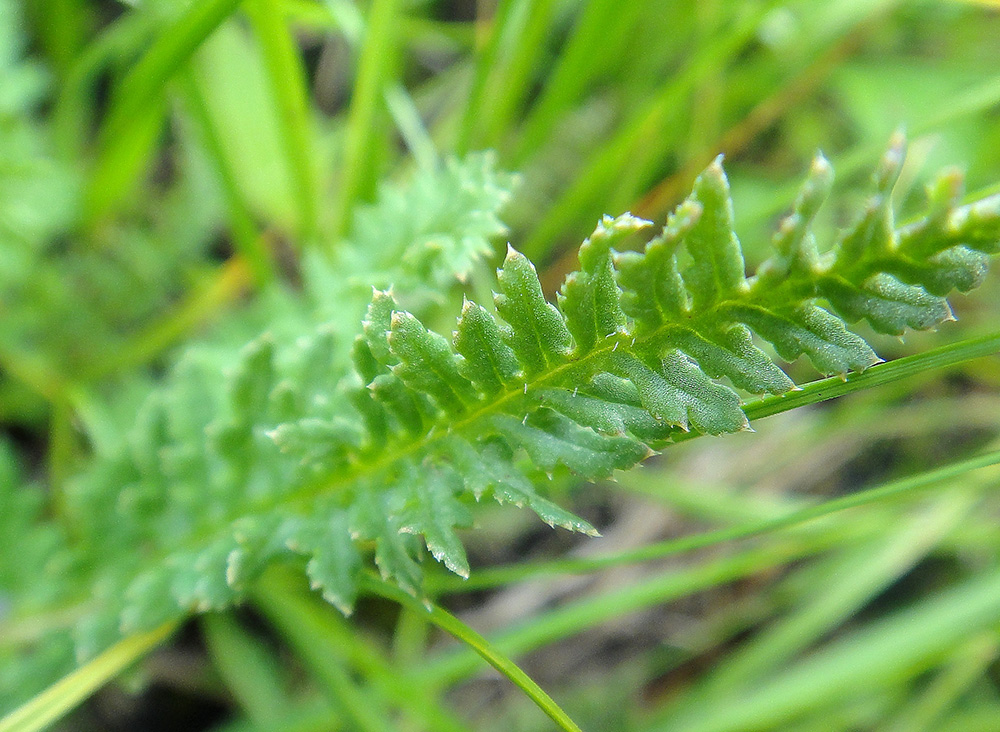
0, 347, 67, 405
330, 0, 403, 243
210, 699, 342, 732
202, 613, 290, 725
634, 26, 862, 220
454, 0, 517, 154
255, 568, 471, 732
252, 583, 396, 732
51, 9, 154, 159
648, 568, 1000, 732
86, 0, 245, 222
518, 4, 770, 260
28, 0, 90, 76
85, 98, 166, 224
385, 82, 439, 172
511, 0, 646, 163
177, 69, 275, 285
477, 0, 558, 150
361, 573, 585, 732
427, 447, 1000, 593
0, 622, 176, 732
421, 536, 835, 688
670, 485, 982, 714
245, 0, 318, 244
879, 632, 1000, 732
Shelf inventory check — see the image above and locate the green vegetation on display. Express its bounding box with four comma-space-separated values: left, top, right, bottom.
3, 1, 1000, 730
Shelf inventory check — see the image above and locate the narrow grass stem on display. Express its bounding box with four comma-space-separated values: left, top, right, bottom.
0, 623, 176, 732
177, 69, 275, 285
455, 6, 501, 153
245, 0, 318, 244
361, 574, 585, 732
429, 446, 1000, 592
86, 0, 245, 221
330, 0, 402, 243
255, 569, 470, 732
739, 328, 1000, 423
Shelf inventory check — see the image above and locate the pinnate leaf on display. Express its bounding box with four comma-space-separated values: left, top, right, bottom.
14, 140, 999, 677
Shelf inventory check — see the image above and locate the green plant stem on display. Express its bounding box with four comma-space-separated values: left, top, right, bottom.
739, 328, 1000, 423
245, 0, 318, 244
478, 0, 558, 149
86, 0, 245, 222
454, 0, 516, 154
518, 4, 768, 260
52, 9, 154, 159
361, 574, 585, 732
0, 623, 176, 732
255, 569, 471, 732
177, 69, 275, 285
202, 613, 289, 725
331, 0, 403, 243
428, 446, 1000, 592
421, 537, 832, 688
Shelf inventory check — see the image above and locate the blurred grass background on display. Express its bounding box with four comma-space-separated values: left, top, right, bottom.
4, 0, 1000, 729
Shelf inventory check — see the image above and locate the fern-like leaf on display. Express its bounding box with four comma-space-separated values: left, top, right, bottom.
7, 142, 1000, 694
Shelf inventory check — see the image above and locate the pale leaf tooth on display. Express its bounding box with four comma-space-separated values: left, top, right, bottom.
225, 549, 242, 587
322, 591, 354, 616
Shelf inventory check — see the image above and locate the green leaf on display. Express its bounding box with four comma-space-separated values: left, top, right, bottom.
730, 303, 880, 376
683, 157, 749, 309
616, 200, 701, 329
536, 385, 674, 442
388, 311, 480, 414
302, 512, 362, 615
454, 298, 524, 395
559, 213, 648, 355
495, 246, 573, 376
610, 350, 749, 435
400, 466, 472, 579
495, 409, 652, 478
21, 140, 999, 674
443, 436, 598, 535
820, 273, 953, 335
664, 325, 794, 395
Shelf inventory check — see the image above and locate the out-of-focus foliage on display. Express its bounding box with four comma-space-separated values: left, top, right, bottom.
4, 1, 1000, 731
